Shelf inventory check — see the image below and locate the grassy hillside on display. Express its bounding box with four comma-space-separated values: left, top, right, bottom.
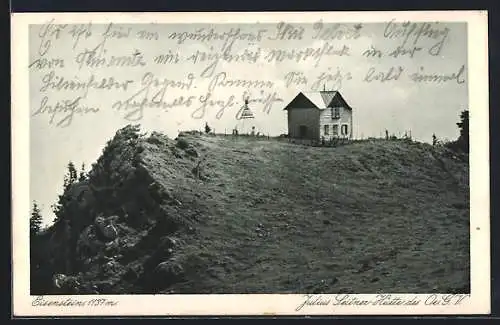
30, 126, 470, 294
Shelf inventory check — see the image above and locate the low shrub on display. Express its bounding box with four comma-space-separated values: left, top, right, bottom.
176, 138, 189, 150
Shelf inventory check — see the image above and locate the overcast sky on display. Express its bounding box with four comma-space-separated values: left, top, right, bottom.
29, 21, 468, 224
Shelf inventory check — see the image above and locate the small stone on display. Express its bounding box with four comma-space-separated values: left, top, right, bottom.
161, 236, 178, 248
185, 147, 199, 157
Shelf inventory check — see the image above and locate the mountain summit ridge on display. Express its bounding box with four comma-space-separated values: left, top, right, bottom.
30, 125, 470, 295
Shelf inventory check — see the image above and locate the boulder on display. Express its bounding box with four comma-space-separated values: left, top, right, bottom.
95, 216, 119, 241
154, 261, 184, 280
102, 259, 122, 277
160, 236, 178, 249
185, 147, 198, 157
140, 260, 185, 292
52, 273, 81, 294
76, 225, 103, 260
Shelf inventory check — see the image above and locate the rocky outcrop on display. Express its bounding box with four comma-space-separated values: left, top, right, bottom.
94, 215, 119, 241
30, 125, 199, 294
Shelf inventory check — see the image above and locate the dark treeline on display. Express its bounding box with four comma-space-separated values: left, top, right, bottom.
30, 161, 89, 294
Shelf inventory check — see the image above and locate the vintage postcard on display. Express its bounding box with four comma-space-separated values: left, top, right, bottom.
11, 11, 489, 316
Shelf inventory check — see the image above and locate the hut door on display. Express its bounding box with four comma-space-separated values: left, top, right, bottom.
341, 124, 349, 137
299, 125, 308, 139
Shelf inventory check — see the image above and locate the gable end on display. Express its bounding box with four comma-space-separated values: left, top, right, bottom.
283, 93, 321, 111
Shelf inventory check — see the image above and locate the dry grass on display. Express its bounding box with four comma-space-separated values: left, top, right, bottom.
140, 135, 469, 294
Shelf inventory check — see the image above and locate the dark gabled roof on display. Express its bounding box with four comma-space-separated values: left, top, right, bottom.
283, 91, 353, 111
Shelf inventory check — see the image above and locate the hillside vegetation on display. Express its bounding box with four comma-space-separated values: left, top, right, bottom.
30, 126, 470, 294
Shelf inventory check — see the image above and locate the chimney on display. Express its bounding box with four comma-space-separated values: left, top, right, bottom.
323, 84, 326, 91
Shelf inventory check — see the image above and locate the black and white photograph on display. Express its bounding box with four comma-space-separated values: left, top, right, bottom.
12, 11, 489, 316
